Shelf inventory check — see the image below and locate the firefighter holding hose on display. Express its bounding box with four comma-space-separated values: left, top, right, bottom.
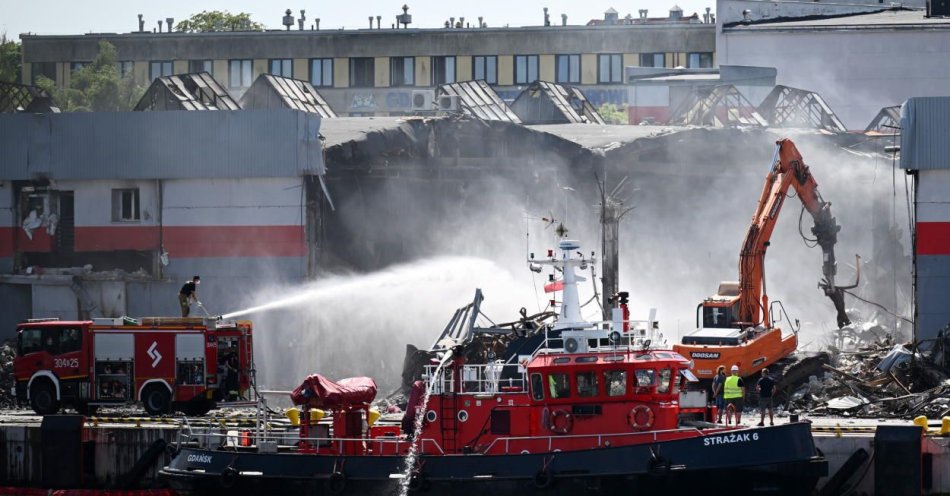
178, 275, 200, 317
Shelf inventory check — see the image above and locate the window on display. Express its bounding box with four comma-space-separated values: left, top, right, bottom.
269, 58, 293, 77
149, 60, 173, 81
634, 369, 656, 391
58, 328, 82, 354
530, 373, 545, 401
639, 53, 665, 68
228, 59, 252, 88
189, 60, 212, 74
18, 328, 42, 355
112, 188, 140, 222
598, 54, 623, 84
117, 61, 134, 77
555, 54, 580, 84
548, 373, 571, 399
70, 62, 87, 73
473, 56, 497, 84
32, 62, 56, 85
390, 57, 415, 86
576, 371, 598, 397
658, 368, 672, 394
688, 52, 714, 69
514, 55, 539, 84
349, 57, 375, 88
310, 58, 333, 87
605, 370, 627, 396
431, 56, 456, 85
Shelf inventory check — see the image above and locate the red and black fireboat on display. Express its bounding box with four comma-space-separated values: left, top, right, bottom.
160, 239, 828, 495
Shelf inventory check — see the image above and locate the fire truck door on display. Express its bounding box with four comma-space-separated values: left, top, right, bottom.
175, 334, 205, 401
135, 334, 175, 396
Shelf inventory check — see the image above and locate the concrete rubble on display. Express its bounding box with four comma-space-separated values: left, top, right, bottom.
1, 340, 16, 408
787, 321, 950, 419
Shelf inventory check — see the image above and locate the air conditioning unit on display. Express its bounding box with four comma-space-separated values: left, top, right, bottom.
561, 331, 589, 353
411, 90, 434, 111
437, 94, 460, 112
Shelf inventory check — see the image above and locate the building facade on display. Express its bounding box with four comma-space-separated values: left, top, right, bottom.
19, 11, 716, 116
717, 0, 950, 129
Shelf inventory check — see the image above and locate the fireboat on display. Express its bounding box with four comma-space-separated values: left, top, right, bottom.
160, 239, 828, 495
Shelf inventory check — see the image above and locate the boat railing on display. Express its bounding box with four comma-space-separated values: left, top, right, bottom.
423, 362, 527, 394
542, 319, 668, 353
175, 428, 446, 456
481, 426, 705, 455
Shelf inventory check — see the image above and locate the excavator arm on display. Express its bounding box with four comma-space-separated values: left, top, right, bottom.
738, 139, 853, 329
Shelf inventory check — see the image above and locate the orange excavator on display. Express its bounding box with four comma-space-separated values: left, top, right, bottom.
674, 138, 858, 381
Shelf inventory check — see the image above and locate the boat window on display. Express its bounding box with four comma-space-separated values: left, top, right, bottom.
658, 368, 672, 394
603, 355, 625, 362
553, 357, 571, 364
604, 370, 626, 396
530, 373, 545, 401
576, 371, 599, 397
575, 356, 598, 363
634, 369, 655, 386
548, 373, 571, 399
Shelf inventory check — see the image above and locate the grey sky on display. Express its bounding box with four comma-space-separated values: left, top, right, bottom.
2, 0, 715, 36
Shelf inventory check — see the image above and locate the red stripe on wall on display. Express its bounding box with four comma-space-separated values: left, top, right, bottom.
917, 222, 950, 255
163, 226, 306, 258
74, 226, 161, 252
0, 227, 13, 257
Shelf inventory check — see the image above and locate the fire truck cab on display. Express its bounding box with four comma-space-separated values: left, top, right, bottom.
13, 317, 253, 416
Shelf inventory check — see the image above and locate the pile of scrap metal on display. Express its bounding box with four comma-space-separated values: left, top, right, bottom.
0, 340, 16, 408
789, 327, 950, 418
391, 290, 556, 402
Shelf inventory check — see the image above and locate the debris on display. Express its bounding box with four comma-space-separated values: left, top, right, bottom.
787, 328, 950, 419
0, 340, 17, 408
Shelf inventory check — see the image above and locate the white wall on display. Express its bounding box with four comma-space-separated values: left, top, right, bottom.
56, 179, 160, 227
162, 177, 303, 227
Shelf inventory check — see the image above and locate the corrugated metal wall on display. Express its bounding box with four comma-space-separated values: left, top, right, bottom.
901, 97, 950, 171
0, 109, 324, 180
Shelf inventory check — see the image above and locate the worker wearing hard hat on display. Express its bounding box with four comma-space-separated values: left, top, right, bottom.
723, 364, 745, 425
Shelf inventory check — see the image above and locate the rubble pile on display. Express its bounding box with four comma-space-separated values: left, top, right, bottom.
0, 340, 16, 408
789, 331, 950, 419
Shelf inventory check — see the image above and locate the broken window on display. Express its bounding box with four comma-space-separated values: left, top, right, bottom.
639, 53, 665, 68
188, 60, 212, 74
349, 58, 375, 88
431, 56, 456, 85
112, 188, 140, 222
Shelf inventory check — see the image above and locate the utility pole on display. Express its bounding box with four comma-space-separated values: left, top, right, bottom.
598, 173, 634, 320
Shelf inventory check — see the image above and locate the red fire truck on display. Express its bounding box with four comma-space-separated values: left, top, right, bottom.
13, 317, 254, 416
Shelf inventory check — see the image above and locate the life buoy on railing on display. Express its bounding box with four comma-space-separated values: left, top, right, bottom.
628, 405, 655, 431
549, 409, 573, 434
220, 466, 238, 488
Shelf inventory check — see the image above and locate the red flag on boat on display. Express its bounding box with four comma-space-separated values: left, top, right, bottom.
544, 280, 564, 293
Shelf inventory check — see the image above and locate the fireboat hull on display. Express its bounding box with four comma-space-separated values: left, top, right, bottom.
160, 422, 827, 495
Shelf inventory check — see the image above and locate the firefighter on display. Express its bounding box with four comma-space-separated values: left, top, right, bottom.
178, 275, 200, 317
723, 364, 745, 424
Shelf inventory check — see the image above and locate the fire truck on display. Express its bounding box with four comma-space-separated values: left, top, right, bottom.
13, 316, 253, 416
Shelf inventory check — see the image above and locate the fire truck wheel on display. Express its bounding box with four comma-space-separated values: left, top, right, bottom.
142, 385, 172, 415
30, 381, 60, 415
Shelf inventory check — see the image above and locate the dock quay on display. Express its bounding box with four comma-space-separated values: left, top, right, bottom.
0, 412, 947, 494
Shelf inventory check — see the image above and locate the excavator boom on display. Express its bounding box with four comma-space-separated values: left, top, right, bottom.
738, 138, 851, 328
